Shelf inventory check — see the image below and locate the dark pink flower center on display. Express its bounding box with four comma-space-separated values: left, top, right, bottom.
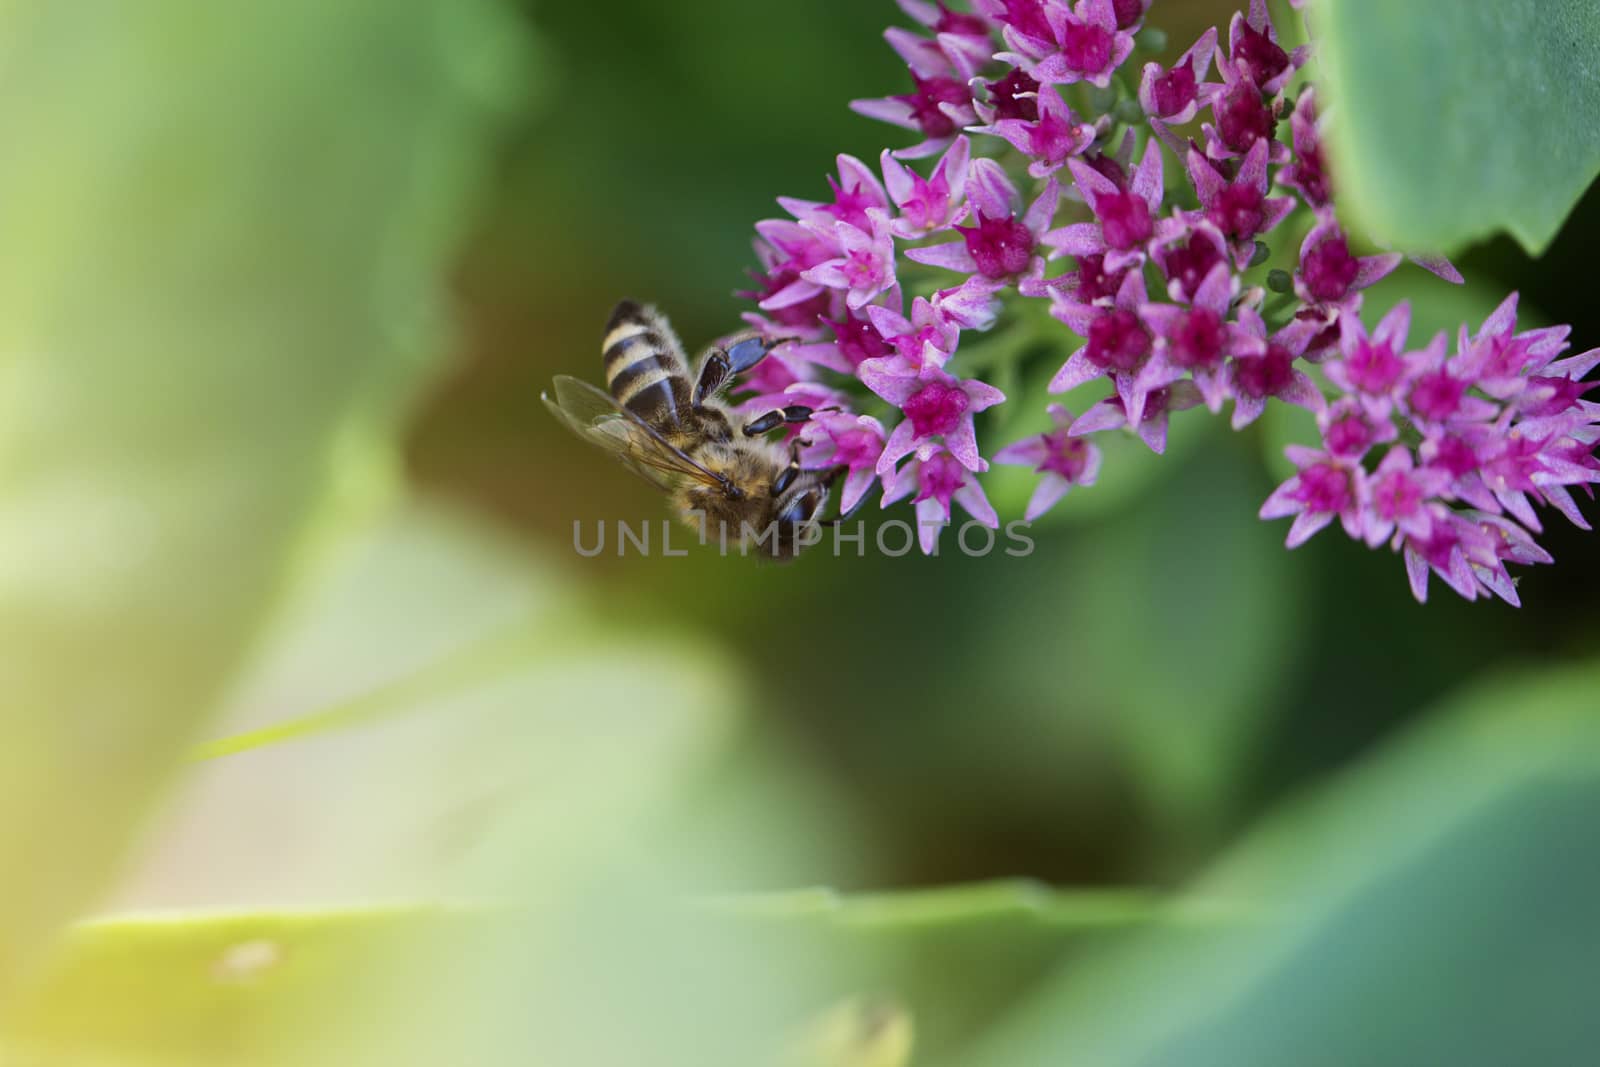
986, 68, 1040, 122
1429, 435, 1479, 477
999, 0, 1052, 42
824, 176, 880, 231
1086, 153, 1129, 189
1062, 21, 1114, 74
1524, 375, 1597, 417
1485, 436, 1544, 490
1411, 520, 1460, 568
1233, 21, 1290, 88
843, 247, 885, 287
1169, 306, 1227, 369
833, 427, 885, 468
903, 380, 971, 437
1324, 411, 1376, 457
893, 324, 948, 368
1098, 191, 1153, 250
1409, 370, 1467, 421
910, 164, 959, 227
1302, 234, 1360, 303
1296, 462, 1351, 514
826, 315, 893, 369
1207, 181, 1266, 241
1087, 309, 1152, 373
1476, 334, 1537, 381
935, 2, 991, 38
1151, 64, 1197, 118
1029, 108, 1081, 163
1039, 429, 1092, 480
766, 230, 834, 272
1216, 83, 1275, 154
1163, 232, 1225, 300
957, 212, 1036, 278
1075, 253, 1125, 302
916, 451, 967, 507
1112, 0, 1145, 30
1345, 338, 1405, 394
1372, 470, 1423, 521
897, 75, 970, 138
1234, 343, 1294, 398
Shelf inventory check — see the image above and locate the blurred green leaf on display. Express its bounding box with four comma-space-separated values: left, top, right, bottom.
1315, 0, 1600, 255
0, 907, 489, 1067
781, 997, 915, 1067
117, 502, 732, 907
717, 881, 1168, 930
188, 620, 564, 762
90, 504, 785, 1067
0, 0, 521, 995
960, 660, 1600, 1067
0, 880, 1186, 1067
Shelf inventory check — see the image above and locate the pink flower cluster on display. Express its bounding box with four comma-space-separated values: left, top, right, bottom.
734, 0, 1600, 603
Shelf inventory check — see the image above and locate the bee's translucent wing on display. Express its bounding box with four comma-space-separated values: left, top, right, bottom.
541, 375, 725, 493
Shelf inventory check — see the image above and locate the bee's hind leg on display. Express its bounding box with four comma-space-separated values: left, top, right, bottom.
693, 336, 783, 408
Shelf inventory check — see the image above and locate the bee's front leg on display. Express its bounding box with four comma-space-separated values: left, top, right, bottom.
771, 434, 809, 496
742, 405, 815, 437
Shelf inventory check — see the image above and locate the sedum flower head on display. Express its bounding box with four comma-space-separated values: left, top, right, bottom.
732, 0, 1599, 590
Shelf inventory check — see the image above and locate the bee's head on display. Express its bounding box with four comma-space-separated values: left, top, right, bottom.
758, 475, 830, 562
680, 458, 838, 562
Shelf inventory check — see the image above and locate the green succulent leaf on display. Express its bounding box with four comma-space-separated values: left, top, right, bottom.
962, 660, 1600, 1067
1315, 0, 1600, 255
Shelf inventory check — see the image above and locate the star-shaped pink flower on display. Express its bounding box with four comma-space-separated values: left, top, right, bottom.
993, 403, 1103, 519
1049, 268, 1159, 422
1046, 139, 1165, 273
1186, 139, 1295, 269
997, 0, 1135, 90
1260, 446, 1367, 548
862, 363, 1006, 474
799, 411, 889, 515
907, 159, 1060, 296
1294, 218, 1401, 316
1362, 447, 1451, 547
778, 154, 891, 233
972, 85, 1097, 178
1227, 308, 1324, 428
1137, 261, 1250, 414
802, 213, 900, 311
1070, 381, 1203, 454
1225, 0, 1307, 96
881, 446, 999, 554
881, 136, 971, 239
1139, 27, 1218, 125
863, 295, 963, 373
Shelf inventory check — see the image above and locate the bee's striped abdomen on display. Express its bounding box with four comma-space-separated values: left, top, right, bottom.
603, 300, 692, 427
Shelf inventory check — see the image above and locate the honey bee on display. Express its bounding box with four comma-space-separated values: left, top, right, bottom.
542, 300, 845, 560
